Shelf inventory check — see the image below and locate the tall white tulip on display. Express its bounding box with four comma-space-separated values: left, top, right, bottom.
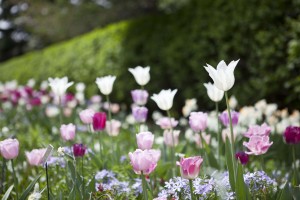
48, 77, 74, 98
128, 66, 150, 86
204, 60, 239, 91
151, 89, 177, 111
203, 82, 224, 102
95, 75, 116, 95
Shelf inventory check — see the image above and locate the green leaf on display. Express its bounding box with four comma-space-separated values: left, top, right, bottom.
235, 162, 250, 200
206, 147, 220, 170
276, 181, 292, 200
225, 137, 235, 191
19, 174, 41, 200
1, 185, 14, 200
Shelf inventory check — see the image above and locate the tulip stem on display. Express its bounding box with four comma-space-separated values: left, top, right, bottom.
1, 158, 5, 193
216, 102, 221, 167
106, 95, 112, 121
292, 145, 298, 186
189, 179, 195, 200
141, 172, 148, 200
82, 156, 84, 197
45, 162, 50, 200
225, 92, 236, 169
260, 155, 265, 171
58, 97, 63, 124
11, 160, 18, 199
167, 110, 176, 177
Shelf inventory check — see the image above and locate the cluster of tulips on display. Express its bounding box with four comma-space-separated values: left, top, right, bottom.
0, 59, 299, 199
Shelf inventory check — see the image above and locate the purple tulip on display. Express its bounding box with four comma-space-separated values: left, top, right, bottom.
283, 126, 300, 144
73, 143, 87, 157
93, 112, 106, 131
131, 89, 149, 106
219, 110, 239, 127
132, 106, 148, 123
235, 151, 249, 165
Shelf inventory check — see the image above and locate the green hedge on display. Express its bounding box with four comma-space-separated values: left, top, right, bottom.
0, 0, 299, 111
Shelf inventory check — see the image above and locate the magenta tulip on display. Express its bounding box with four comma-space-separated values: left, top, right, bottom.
0, 138, 19, 160
26, 148, 47, 166
73, 143, 87, 157
128, 149, 159, 175
60, 123, 76, 141
243, 135, 273, 155
235, 151, 249, 165
136, 131, 154, 150
79, 109, 95, 124
283, 126, 300, 144
93, 112, 106, 131
177, 156, 203, 179
189, 112, 208, 132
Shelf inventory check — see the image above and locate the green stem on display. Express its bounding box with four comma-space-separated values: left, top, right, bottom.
167, 110, 176, 177
58, 96, 63, 125
216, 102, 221, 167
45, 162, 50, 200
82, 157, 84, 197
260, 155, 265, 171
1, 158, 5, 193
141, 172, 148, 200
106, 95, 112, 121
225, 92, 236, 170
189, 179, 195, 200
11, 160, 18, 199
292, 145, 298, 186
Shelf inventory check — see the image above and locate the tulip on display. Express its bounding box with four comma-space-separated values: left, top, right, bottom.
79, 109, 95, 124
95, 75, 116, 95
177, 156, 203, 179
203, 82, 224, 102
48, 77, 74, 98
283, 126, 300, 144
128, 66, 150, 86
131, 89, 149, 106
235, 151, 249, 165
156, 117, 178, 129
243, 123, 271, 138
243, 135, 273, 155
60, 123, 76, 141
163, 130, 180, 147
151, 89, 177, 111
106, 119, 121, 136
73, 143, 87, 157
128, 149, 159, 175
132, 106, 148, 123
93, 112, 106, 131
204, 60, 239, 91
26, 148, 47, 166
219, 110, 239, 127
136, 132, 154, 150
0, 138, 19, 160
189, 112, 208, 132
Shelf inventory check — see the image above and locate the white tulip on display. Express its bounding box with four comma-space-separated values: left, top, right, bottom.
204, 59, 239, 91
203, 82, 224, 102
95, 75, 116, 95
151, 89, 177, 111
128, 66, 150, 86
48, 77, 73, 98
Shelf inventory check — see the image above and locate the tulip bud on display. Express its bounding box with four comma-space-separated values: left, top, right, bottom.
151, 89, 177, 111
189, 112, 208, 132
93, 112, 106, 131
177, 156, 203, 179
136, 131, 154, 150
60, 123, 76, 141
95, 75, 116, 95
283, 126, 300, 144
132, 106, 148, 123
0, 138, 19, 160
219, 110, 239, 127
128, 66, 150, 86
131, 89, 149, 106
235, 151, 249, 165
79, 109, 95, 124
73, 143, 87, 157
26, 148, 47, 166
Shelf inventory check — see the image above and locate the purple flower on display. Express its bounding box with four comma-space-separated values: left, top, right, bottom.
235, 151, 249, 165
244, 123, 271, 138
156, 117, 178, 129
132, 106, 148, 123
283, 126, 300, 144
131, 89, 149, 106
73, 143, 87, 157
219, 110, 239, 127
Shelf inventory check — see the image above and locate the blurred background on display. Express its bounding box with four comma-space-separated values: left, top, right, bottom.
0, 0, 299, 112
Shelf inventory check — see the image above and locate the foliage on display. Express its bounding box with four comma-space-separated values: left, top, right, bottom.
0, 0, 299, 111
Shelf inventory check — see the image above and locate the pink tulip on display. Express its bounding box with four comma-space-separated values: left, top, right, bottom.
79, 109, 95, 124
136, 131, 154, 150
106, 120, 121, 136
128, 149, 159, 175
0, 138, 19, 160
243, 135, 273, 155
60, 123, 76, 141
177, 156, 203, 179
156, 117, 178, 129
189, 112, 208, 132
26, 148, 47, 166
244, 123, 271, 138
164, 130, 180, 147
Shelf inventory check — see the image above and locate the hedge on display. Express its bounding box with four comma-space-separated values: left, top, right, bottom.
0, 0, 299, 111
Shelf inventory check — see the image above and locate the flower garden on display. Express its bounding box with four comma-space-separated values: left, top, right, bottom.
0, 61, 299, 199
